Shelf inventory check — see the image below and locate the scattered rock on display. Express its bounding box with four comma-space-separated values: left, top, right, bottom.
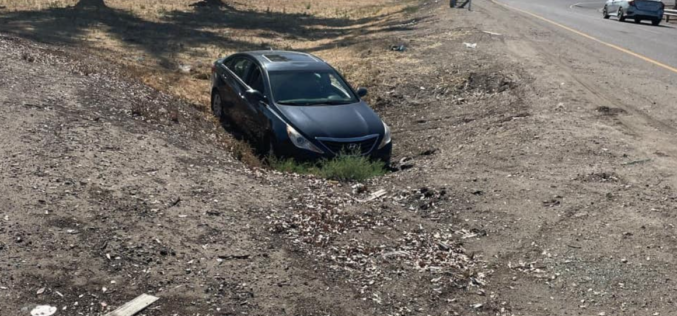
420, 148, 437, 156
542, 199, 561, 207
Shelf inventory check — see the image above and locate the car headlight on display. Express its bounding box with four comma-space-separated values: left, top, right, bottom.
287, 125, 324, 154
378, 121, 392, 149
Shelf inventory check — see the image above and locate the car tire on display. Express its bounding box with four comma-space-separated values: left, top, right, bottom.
211, 91, 224, 120
618, 9, 626, 22
652, 19, 660, 26
603, 7, 610, 19
634, 18, 641, 23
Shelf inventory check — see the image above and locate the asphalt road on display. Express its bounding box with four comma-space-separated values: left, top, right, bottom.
495, 0, 677, 74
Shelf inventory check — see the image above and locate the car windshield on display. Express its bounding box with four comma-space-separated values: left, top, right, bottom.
269, 70, 358, 106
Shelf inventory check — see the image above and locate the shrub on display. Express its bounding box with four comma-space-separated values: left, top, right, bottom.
268, 154, 386, 182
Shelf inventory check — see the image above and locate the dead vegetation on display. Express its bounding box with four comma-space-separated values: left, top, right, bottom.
0, 0, 420, 105
0, 0, 423, 168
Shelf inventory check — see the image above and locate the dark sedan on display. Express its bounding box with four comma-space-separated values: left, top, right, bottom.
210, 51, 392, 164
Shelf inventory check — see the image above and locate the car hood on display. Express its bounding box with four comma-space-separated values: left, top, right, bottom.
275, 102, 384, 139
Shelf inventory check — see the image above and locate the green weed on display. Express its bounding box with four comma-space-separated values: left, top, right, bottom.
268, 153, 386, 182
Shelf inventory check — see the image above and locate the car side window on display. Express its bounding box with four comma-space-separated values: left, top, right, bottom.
247, 66, 266, 94
227, 58, 251, 80
329, 73, 351, 98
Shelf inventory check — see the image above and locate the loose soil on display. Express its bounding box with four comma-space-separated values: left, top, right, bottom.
3, 1, 677, 316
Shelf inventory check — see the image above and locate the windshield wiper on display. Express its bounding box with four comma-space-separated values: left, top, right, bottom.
277, 101, 309, 105
277, 100, 353, 106
307, 100, 354, 105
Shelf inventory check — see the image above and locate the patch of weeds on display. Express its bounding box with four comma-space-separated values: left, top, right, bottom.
404, 5, 420, 15
268, 157, 319, 175
230, 140, 262, 168
321, 154, 386, 181
268, 154, 387, 182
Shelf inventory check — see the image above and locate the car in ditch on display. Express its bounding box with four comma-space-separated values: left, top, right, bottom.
210, 51, 392, 164
603, 0, 665, 25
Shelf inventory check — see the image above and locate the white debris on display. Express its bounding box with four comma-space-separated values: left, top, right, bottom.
31, 305, 57, 316
482, 31, 502, 36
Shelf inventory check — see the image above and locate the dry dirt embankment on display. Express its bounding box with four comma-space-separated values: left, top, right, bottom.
0, 3, 492, 314
4, 0, 677, 315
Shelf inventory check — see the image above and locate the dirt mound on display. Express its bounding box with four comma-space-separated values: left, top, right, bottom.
596, 106, 627, 116
462, 71, 517, 93
576, 172, 622, 183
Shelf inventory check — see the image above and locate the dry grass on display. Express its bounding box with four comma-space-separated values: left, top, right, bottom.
0, 0, 419, 104
1, 0, 402, 17
0, 0, 420, 164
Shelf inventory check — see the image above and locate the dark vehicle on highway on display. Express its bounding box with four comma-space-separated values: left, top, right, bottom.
210, 51, 392, 164
604, 0, 665, 25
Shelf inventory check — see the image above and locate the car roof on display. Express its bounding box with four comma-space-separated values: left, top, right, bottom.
242, 51, 334, 72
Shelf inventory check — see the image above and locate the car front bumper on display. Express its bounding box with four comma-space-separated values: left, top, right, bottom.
275, 140, 392, 165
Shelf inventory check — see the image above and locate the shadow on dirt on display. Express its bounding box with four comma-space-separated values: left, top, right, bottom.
0, 0, 418, 69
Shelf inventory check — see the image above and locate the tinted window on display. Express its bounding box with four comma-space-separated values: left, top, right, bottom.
227, 58, 251, 80
269, 70, 357, 105
247, 66, 266, 94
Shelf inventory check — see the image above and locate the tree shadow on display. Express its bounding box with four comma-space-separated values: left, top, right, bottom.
0, 4, 256, 69
0, 0, 413, 69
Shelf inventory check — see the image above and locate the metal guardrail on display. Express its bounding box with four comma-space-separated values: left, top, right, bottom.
666, 9, 677, 22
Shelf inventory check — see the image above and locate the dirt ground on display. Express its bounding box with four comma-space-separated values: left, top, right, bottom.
3, 0, 677, 316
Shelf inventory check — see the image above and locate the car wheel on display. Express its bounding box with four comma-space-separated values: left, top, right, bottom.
618, 9, 626, 22
603, 7, 610, 19
211, 91, 223, 120
652, 19, 660, 26
634, 18, 641, 23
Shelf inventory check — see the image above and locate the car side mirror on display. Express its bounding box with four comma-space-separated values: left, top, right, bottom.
357, 87, 368, 98
246, 89, 267, 103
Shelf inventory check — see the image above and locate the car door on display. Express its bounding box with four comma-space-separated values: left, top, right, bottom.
242, 63, 270, 142
615, 0, 625, 13
608, 0, 618, 13
223, 57, 253, 130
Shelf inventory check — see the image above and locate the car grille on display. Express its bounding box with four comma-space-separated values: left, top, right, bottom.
318, 136, 378, 155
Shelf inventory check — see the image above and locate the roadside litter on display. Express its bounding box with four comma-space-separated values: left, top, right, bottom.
104, 294, 158, 316
482, 31, 502, 36
463, 42, 477, 49
358, 189, 387, 203
30, 305, 56, 316
622, 158, 652, 166
390, 44, 406, 52
178, 64, 192, 74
